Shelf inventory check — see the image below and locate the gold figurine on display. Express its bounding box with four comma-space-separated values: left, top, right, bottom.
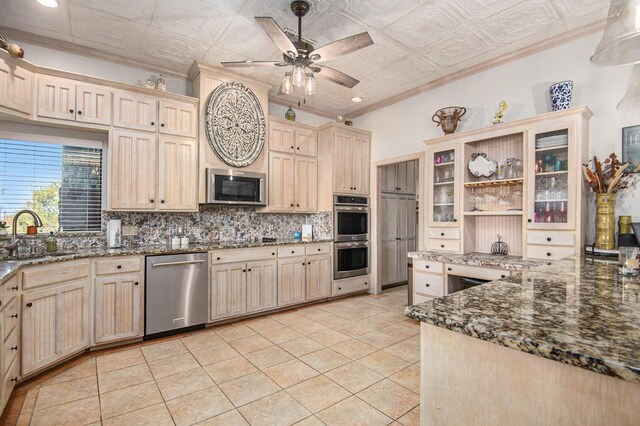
492, 100, 508, 125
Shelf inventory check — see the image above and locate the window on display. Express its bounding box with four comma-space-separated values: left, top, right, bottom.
0, 139, 103, 233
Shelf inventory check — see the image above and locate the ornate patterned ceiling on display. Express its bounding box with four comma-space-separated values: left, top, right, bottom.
0, 0, 608, 117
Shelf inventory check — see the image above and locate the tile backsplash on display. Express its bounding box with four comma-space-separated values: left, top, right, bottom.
1, 207, 332, 254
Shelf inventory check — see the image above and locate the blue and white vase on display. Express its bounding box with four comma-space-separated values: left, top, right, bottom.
549, 80, 574, 111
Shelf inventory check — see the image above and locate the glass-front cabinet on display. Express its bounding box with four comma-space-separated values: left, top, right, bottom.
526, 123, 576, 230
428, 144, 460, 228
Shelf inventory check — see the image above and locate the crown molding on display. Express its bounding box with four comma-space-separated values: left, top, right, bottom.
349, 20, 606, 118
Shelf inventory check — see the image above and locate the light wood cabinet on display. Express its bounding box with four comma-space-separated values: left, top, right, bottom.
94, 273, 142, 344
246, 260, 277, 313
0, 58, 33, 115
382, 161, 417, 194
269, 121, 295, 153
158, 135, 198, 211
108, 130, 157, 210
113, 91, 157, 132
22, 279, 90, 375
380, 194, 417, 286
305, 254, 331, 301
158, 100, 197, 138
277, 257, 306, 307
37, 77, 111, 125
75, 84, 111, 125
294, 157, 318, 212
210, 262, 247, 321
37, 76, 76, 121
295, 128, 317, 156
268, 151, 295, 211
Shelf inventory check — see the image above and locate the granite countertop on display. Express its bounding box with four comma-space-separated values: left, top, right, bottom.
406, 251, 640, 384
0, 239, 333, 284
409, 251, 546, 271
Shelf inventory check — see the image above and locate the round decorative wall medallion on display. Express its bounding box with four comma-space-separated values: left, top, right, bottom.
205, 81, 266, 167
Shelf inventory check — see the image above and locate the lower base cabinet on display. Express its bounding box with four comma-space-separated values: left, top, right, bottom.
246, 260, 277, 313
94, 273, 143, 344
210, 262, 247, 321
22, 279, 90, 375
306, 254, 331, 301
278, 257, 306, 307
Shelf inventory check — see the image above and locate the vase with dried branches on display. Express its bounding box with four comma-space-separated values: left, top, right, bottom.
583, 153, 640, 249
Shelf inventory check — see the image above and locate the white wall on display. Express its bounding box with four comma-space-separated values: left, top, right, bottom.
19, 41, 191, 96
355, 32, 640, 244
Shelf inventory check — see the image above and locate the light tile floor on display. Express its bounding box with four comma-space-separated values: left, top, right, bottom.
16, 286, 419, 426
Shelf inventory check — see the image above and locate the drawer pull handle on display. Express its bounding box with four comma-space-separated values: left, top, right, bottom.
425, 265, 430, 269
441, 232, 444, 236
501, 274, 506, 279
291, 250, 295, 254
10, 346, 17, 351
547, 237, 551, 242
338, 287, 342, 290
117, 265, 122, 269
10, 314, 18, 319
447, 267, 452, 271
546, 252, 552, 257
10, 286, 17, 291
272, 253, 275, 256
26, 303, 32, 308
425, 283, 430, 287
441, 244, 445, 248
217, 257, 221, 260
317, 248, 321, 252
11, 377, 17, 383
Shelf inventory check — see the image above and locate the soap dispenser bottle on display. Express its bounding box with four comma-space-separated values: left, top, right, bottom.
46, 231, 57, 253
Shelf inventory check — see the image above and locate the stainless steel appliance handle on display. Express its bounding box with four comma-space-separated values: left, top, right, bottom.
335, 242, 369, 248
335, 206, 369, 212
152, 260, 206, 267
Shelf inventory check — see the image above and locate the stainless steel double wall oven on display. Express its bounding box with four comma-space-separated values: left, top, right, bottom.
334, 195, 370, 280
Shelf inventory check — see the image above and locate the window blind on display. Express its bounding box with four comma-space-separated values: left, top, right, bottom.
0, 139, 102, 232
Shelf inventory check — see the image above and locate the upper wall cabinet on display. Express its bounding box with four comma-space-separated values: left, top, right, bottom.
0, 57, 33, 115
269, 120, 295, 153
158, 100, 197, 138
37, 76, 111, 125
113, 91, 158, 132
268, 118, 318, 156
158, 135, 198, 211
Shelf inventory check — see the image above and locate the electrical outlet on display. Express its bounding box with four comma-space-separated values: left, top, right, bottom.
122, 226, 138, 236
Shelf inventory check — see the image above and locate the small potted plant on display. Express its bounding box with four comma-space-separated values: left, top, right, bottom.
0, 221, 8, 237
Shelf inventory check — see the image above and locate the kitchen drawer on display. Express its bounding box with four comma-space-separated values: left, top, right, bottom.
526, 245, 576, 260
413, 271, 445, 298
3, 327, 18, 375
3, 275, 19, 305
428, 228, 461, 240
527, 231, 575, 247
278, 246, 306, 258
332, 276, 370, 297
445, 264, 510, 281
211, 248, 277, 264
305, 243, 331, 256
414, 259, 444, 274
3, 297, 18, 341
2, 354, 19, 403
413, 293, 434, 305
22, 260, 89, 290
95, 256, 142, 275
427, 239, 460, 252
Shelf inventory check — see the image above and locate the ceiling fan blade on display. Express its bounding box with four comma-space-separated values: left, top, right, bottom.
221, 60, 286, 68
314, 65, 359, 88
255, 17, 298, 58
309, 32, 373, 63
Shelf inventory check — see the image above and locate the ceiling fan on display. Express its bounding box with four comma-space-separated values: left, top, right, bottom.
221, 0, 374, 96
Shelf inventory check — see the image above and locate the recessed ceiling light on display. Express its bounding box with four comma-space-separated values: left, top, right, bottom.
36, 0, 58, 7
351, 96, 363, 103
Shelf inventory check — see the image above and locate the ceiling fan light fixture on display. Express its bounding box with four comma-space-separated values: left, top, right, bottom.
282, 72, 294, 95
304, 73, 316, 95
293, 65, 306, 87
351, 96, 363, 102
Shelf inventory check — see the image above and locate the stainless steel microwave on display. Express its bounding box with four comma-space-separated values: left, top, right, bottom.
206, 168, 266, 206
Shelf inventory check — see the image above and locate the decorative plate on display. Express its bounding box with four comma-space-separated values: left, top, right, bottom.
205, 81, 266, 167
468, 153, 496, 178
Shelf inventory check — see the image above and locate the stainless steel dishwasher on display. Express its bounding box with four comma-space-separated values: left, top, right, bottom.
145, 253, 208, 338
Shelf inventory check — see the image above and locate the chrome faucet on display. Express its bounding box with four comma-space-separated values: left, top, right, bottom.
5, 210, 44, 258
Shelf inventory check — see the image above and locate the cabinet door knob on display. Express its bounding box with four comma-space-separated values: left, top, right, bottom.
528, 219, 532, 223
501, 274, 506, 279
117, 265, 122, 269
302, 262, 306, 266
338, 287, 342, 290
291, 250, 295, 254
296, 204, 300, 207
151, 121, 155, 125
11, 377, 17, 383
440, 232, 444, 236
317, 248, 321, 252
296, 147, 300, 150
425, 283, 430, 287
453, 218, 458, 222
247, 269, 252, 272
216, 257, 221, 260
547, 237, 551, 242
425, 265, 430, 269
77, 110, 82, 115
134, 282, 139, 285
69, 109, 74, 113
441, 244, 445, 248
161, 123, 165, 127
447, 267, 452, 271
26, 303, 32, 308
161, 200, 165, 204
10, 314, 18, 319
11, 346, 17, 351
150, 199, 155, 203
10, 286, 18, 291
547, 252, 552, 257
271, 253, 275, 256
364, 282, 368, 286
291, 146, 294, 149
290, 204, 294, 207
